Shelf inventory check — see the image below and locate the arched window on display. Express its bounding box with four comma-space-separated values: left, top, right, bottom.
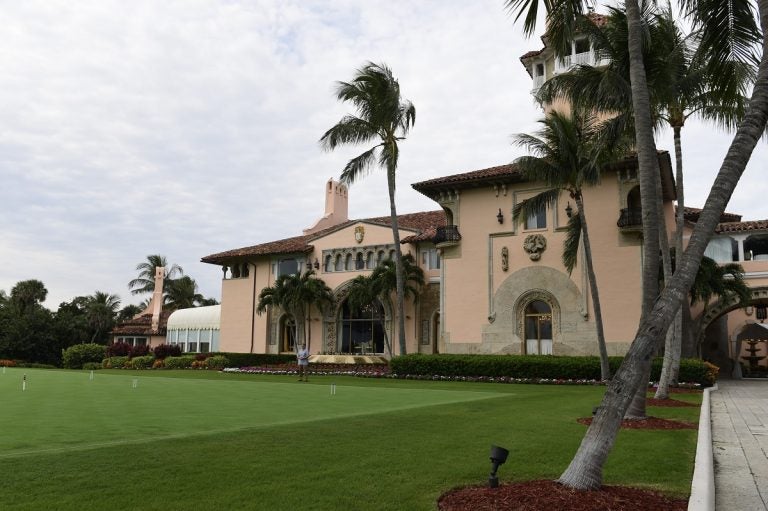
377, 251, 386, 265
389, 250, 396, 260
627, 185, 641, 210
524, 300, 552, 355
745, 234, 768, 261
325, 255, 333, 273
355, 252, 365, 270
366, 252, 374, 269
339, 299, 385, 354
335, 254, 343, 271
345, 253, 353, 271
241, 263, 249, 278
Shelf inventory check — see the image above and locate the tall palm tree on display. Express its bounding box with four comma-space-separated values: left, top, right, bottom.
256, 270, 333, 353
512, 110, 624, 381
320, 62, 416, 355
10, 279, 48, 314
536, 6, 752, 398
128, 255, 184, 296
506, 0, 766, 490
86, 291, 121, 343
164, 276, 204, 310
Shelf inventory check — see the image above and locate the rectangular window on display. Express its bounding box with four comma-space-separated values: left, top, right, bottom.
421, 248, 441, 270
188, 342, 198, 353
277, 258, 299, 277
525, 205, 547, 230
200, 342, 210, 353
535, 63, 544, 76
574, 38, 590, 54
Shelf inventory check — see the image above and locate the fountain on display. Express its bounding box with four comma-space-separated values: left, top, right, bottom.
741, 339, 767, 377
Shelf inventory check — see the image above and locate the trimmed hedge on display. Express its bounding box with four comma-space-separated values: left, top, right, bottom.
205, 355, 230, 370
218, 353, 296, 367
390, 354, 717, 386
82, 362, 102, 370
103, 356, 129, 369
131, 355, 155, 370
62, 344, 108, 369
164, 355, 196, 369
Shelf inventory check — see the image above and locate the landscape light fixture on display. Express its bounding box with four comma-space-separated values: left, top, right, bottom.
497, 208, 504, 224
488, 444, 509, 488
565, 202, 573, 218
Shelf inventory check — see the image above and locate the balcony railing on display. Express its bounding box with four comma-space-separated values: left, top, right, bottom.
532, 74, 546, 92
554, 51, 609, 75
617, 208, 643, 229
434, 225, 462, 245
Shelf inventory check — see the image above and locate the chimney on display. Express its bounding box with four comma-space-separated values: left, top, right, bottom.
303, 179, 349, 235
150, 267, 164, 332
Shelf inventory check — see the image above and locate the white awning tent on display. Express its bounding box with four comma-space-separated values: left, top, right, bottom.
167, 305, 221, 331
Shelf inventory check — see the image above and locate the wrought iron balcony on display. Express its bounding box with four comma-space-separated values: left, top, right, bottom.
617, 208, 643, 230
434, 225, 462, 246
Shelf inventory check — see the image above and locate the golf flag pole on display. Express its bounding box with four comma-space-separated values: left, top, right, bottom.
22, 374, 27, 392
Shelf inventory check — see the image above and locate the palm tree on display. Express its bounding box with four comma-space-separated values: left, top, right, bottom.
690, 256, 751, 321
506, 0, 766, 490
346, 254, 425, 357
164, 276, 204, 310
86, 291, 121, 343
256, 270, 333, 353
128, 255, 184, 296
536, 6, 752, 398
512, 110, 624, 381
10, 279, 48, 314
320, 62, 416, 355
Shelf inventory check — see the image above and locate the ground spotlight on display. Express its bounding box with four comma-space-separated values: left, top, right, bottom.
488, 444, 509, 488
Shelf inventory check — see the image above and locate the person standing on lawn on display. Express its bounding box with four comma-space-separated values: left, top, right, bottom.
297, 343, 310, 382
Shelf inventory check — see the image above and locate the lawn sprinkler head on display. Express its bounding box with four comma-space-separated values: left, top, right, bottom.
488, 445, 509, 488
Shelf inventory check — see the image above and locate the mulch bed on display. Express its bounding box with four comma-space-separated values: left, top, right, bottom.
576, 416, 697, 429
438, 480, 687, 511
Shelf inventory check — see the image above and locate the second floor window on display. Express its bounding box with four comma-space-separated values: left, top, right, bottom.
525, 204, 547, 230
422, 248, 441, 270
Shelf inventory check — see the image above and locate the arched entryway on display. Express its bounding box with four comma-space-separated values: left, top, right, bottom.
431, 311, 440, 354
338, 299, 386, 354
279, 314, 297, 353
523, 300, 553, 355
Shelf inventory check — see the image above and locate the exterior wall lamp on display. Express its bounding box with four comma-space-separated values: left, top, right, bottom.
565, 202, 573, 218
488, 445, 509, 488
314, 260, 320, 270
496, 208, 504, 224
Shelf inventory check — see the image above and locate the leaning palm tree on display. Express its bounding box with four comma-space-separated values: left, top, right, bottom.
536, 6, 752, 398
128, 255, 184, 296
320, 62, 416, 355
256, 270, 333, 353
86, 291, 121, 343
164, 276, 204, 310
506, 0, 765, 490
512, 110, 625, 381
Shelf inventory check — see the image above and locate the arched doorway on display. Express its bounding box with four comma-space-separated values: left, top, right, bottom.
431, 311, 440, 354
524, 300, 553, 355
279, 315, 296, 353
338, 300, 385, 354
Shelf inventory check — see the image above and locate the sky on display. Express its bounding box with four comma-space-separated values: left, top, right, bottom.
1, 0, 766, 310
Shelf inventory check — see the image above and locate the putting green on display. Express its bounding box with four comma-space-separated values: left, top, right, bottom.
0, 368, 504, 457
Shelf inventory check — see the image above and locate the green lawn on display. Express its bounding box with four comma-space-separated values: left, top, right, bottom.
0, 368, 700, 510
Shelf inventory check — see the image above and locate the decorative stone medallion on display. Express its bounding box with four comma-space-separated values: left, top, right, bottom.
501, 247, 509, 272
354, 225, 365, 244
523, 234, 547, 261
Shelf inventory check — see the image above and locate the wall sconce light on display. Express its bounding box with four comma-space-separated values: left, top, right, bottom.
565, 202, 573, 218
314, 260, 320, 270
488, 445, 509, 488
496, 208, 504, 224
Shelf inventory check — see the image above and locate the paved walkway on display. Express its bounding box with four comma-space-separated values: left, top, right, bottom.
711, 380, 768, 510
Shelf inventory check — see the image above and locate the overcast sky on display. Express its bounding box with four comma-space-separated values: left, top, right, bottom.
1, 0, 765, 310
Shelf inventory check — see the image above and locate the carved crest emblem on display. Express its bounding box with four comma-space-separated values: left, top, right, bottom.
523, 234, 547, 261
354, 225, 365, 244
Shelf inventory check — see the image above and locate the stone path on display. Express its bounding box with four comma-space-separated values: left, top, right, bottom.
712, 380, 768, 510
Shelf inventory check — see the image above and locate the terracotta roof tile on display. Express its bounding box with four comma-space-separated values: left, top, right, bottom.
683, 206, 742, 224
111, 310, 172, 336
716, 220, 768, 233
201, 210, 446, 264
412, 163, 522, 195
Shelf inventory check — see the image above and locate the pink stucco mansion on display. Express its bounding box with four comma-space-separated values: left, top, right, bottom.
193, 23, 768, 376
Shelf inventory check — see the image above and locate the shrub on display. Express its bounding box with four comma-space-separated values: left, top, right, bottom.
131, 355, 155, 370
123, 358, 135, 369
205, 355, 230, 370
62, 344, 108, 369
220, 353, 295, 367
164, 355, 196, 369
130, 344, 150, 358
152, 359, 165, 369
195, 353, 213, 361
15, 363, 57, 369
191, 360, 205, 369
82, 362, 102, 370
0, 359, 17, 367
106, 342, 132, 357
103, 356, 129, 369
390, 354, 716, 386
153, 344, 182, 360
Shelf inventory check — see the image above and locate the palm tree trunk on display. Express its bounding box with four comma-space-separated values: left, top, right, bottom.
306, 304, 312, 353
656, 125, 685, 399
576, 196, 610, 381
558, 2, 768, 489
387, 166, 408, 355
293, 308, 305, 354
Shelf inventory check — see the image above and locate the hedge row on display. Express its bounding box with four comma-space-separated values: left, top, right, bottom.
220, 353, 296, 367
389, 354, 717, 386
101, 354, 230, 370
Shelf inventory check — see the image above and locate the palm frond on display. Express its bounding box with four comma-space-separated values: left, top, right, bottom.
340, 145, 381, 184
319, 115, 378, 150
512, 188, 562, 225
